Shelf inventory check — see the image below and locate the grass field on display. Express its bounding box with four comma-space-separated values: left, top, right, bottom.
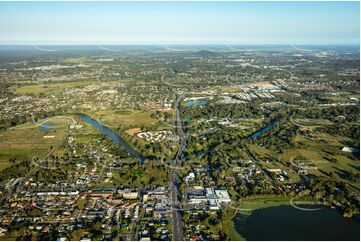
249, 128, 359, 185
0, 116, 71, 171
84, 109, 171, 131
284, 133, 358, 176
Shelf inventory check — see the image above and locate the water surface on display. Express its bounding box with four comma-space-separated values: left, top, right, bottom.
249, 120, 277, 139
38, 121, 55, 132
233, 205, 360, 241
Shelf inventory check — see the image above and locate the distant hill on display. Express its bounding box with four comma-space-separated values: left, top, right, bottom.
191, 50, 220, 57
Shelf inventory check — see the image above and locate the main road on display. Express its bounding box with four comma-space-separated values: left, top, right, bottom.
169, 96, 185, 241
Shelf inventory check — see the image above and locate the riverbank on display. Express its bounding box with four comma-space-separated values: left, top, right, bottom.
77, 113, 145, 162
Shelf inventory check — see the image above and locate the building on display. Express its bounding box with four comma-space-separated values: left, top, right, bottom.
214, 190, 231, 204
209, 199, 219, 210
118, 190, 138, 199
189, 195, 208, 204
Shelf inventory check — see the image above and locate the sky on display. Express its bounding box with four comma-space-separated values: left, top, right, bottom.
0, 1, 359, 45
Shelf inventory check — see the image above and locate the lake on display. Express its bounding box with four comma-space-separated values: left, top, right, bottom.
78, 113, 145, 163
233, 205, 360, 241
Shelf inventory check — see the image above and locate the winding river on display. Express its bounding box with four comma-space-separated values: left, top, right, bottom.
77, 113, 145, 163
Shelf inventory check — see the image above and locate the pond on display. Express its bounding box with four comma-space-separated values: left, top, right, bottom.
78, 113, 145, 163
38, 121, 55, 132
233, 205, 360, 241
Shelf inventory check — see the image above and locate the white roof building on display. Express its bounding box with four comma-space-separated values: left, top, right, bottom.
215, 190, 231, 204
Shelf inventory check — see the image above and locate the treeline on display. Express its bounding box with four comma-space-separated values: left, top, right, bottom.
0, 110, 60, 130
319, 124, 360, 145
303, 177, 360, 218
291, 106, 359, 123
182, 103, 265, 120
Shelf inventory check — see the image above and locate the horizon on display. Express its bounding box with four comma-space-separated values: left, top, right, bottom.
0, 43, 359, 46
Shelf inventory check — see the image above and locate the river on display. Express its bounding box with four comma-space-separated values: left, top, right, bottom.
77, 113, 145, 163
249, 120, 277, 139
233, 205, 360, 240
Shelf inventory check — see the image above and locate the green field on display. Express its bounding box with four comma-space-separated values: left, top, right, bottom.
0, 116, 71, 171
82, 109, 173, 131
248, 128, 359, 186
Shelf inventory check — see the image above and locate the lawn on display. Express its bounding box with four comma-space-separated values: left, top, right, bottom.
280, 132, 359, 184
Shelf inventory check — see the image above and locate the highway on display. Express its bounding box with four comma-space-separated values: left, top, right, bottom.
169, 96, 185, 241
